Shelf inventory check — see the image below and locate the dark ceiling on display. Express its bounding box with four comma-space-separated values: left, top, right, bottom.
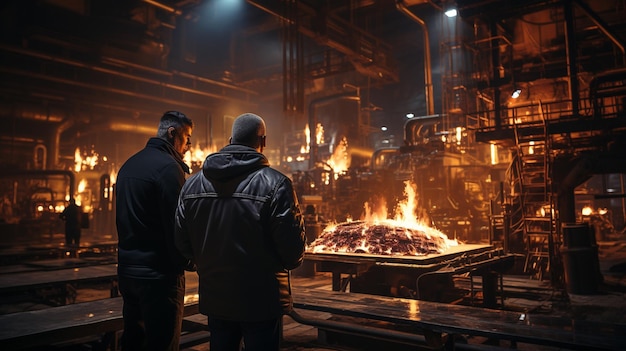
1, 0, 625, 170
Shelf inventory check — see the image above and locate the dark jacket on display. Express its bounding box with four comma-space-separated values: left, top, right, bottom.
116, 137, 190, 279
175, 144, 306, 321
60, 202, 81, 234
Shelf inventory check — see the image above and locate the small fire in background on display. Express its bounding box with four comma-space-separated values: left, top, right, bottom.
302, 122, 325, 154
303, 122, 324, 150
74, 147, 99, 173
310, 181, 458, 256
184, 142, 218, 173
61, 144, 211, 217
326, 136, 350, 177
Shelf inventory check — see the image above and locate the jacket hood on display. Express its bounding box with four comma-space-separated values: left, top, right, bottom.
202, 144, 269, 181
146, 137, 190, 174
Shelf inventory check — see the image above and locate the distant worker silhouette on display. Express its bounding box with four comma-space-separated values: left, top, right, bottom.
60, 198, 81, 248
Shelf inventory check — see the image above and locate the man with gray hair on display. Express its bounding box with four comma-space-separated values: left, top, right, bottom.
116, 110, 195, 351
175, 112, 306, 350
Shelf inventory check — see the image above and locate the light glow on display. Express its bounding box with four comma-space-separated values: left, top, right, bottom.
444, 9, 458, 18
490, 143, 498, 165
511, 88, 522, 99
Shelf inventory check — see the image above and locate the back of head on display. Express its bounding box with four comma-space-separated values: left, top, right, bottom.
156, 111, 194, 139
231, 113, 266, 148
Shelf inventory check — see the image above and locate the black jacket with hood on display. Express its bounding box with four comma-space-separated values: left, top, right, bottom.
116, 137, 190, 279
175, 144, 306, 321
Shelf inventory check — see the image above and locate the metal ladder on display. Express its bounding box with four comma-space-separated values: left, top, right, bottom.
510, 103, 556, 280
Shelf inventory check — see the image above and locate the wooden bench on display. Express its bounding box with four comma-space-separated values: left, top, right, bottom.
0, 263, 119, 305
0, 296, 200, 350
291, 287, 625, 350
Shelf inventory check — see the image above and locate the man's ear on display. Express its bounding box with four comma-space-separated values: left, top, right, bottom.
168, 127, 176, 140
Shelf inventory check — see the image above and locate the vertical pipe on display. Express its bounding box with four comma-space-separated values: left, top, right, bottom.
396, 1, 434, 116
490, 21, 502, 129
564, 0, 580, 117
501, 181, 510, 254
49, 119, 74, 170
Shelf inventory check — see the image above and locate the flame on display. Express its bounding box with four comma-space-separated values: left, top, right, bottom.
184, 142, 217, 173
312, 181, 458, 256
316, 123, 324, 145
302, 123, 325, 155
326, 136, 350, 175
74, 147, 99, 172
74, 148, 82, 172
304, 124, 311, 154
109, 169, 117, 185
77, 179, 87, 193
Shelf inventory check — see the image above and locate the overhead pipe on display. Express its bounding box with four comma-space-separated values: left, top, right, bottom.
0, 66, 229, 112
573, 0, 626, 65
99, 56, 258, 95
246, 0, 293, 24
2, 106, 78, 170
403, 114, 441, 146
142, 0, 182, 16
396, 1, 435, 116
0, 44, 257, 106
0, 170, 76, 200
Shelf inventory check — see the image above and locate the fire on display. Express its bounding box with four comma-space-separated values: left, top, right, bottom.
316, 123, 324, 145
184, 142, 217, 173
326, 136, 350, 175
303, 123, 325, 155
310, 181, 458, 256
74, 147, 99, 172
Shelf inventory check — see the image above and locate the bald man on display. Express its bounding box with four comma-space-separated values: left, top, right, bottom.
175, 113, 306, 351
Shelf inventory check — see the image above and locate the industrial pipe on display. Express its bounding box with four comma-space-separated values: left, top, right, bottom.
563, 0, 580, 117
396, 1, 435, 116
557, 155, 596, 223
0, 44, 257, 106
49, 119, 74, 170
573, 0, 626, 64
0, 170, 76, 200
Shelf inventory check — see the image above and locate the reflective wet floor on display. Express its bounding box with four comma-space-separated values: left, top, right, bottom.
1, 231, 625, 350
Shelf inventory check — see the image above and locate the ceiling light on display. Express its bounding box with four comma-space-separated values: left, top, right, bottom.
444, 9, 457, 18
511, 88, 522, 99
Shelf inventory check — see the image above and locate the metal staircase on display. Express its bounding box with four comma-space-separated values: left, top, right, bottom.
507, 104, 556, 280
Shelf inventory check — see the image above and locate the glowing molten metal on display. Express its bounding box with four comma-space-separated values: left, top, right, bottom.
309, 181, 458, 256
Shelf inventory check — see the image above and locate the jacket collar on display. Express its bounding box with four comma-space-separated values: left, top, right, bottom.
147, 137, 190, 174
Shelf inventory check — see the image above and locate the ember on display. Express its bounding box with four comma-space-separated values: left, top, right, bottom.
308, 181, 458, 256
309, 220, 455, 256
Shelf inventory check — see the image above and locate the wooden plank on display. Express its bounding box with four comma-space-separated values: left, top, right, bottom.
0, 296, 199, 349
0, 257, 117, 275
0, 264, 118, 293
292, 288, 625, 350
0, 297, 124, 349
